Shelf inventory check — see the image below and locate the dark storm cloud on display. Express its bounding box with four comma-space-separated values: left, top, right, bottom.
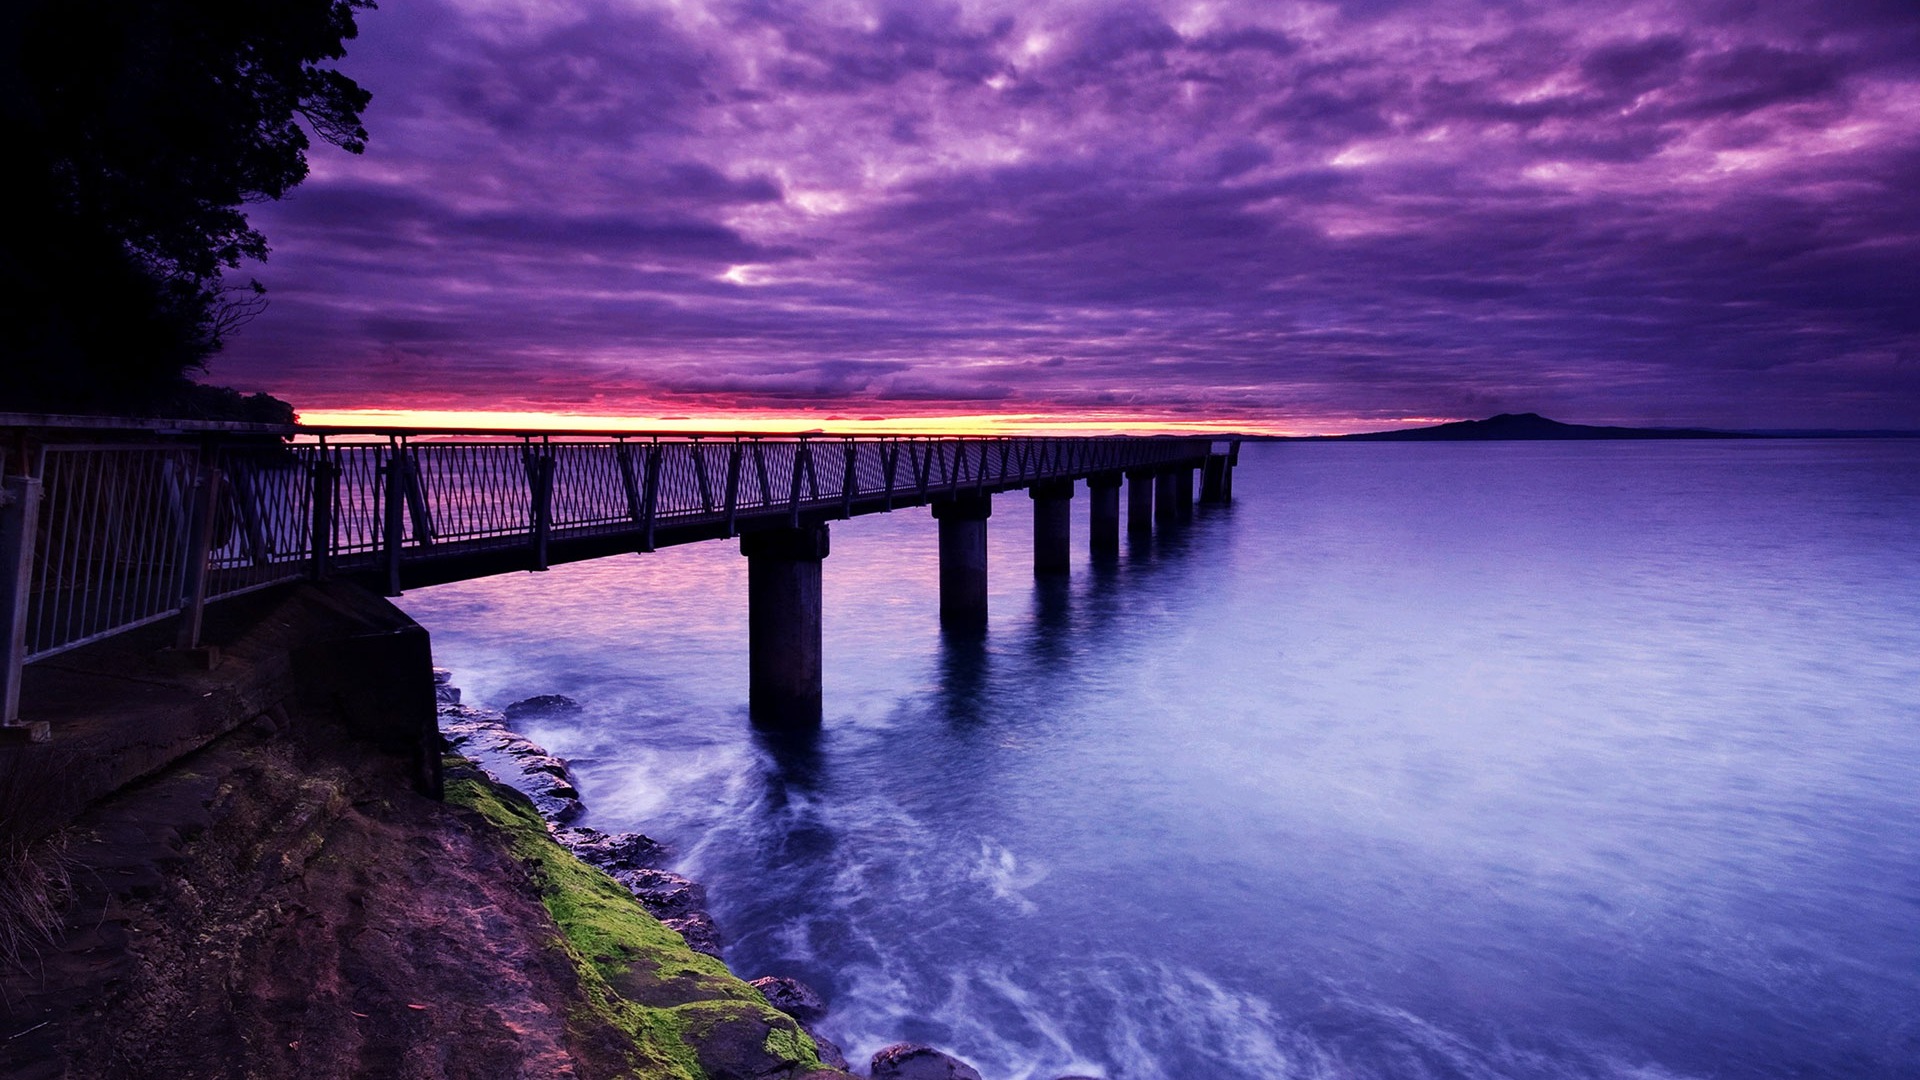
221, 0, 1920, 429
272, 182, 796, 263
441, 5, 716, 138
740, 0, 1015, 91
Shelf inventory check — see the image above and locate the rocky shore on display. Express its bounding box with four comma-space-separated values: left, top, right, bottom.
3, 575, 860, 1080
434, 670, 1022, 1080
0, 565, 1083, 1080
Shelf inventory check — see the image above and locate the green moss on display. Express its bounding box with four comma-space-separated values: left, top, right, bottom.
445, 762, 830, 1078
761, 1020, 816, 1063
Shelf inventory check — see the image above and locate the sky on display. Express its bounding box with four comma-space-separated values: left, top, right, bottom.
216, 0, 1920, 434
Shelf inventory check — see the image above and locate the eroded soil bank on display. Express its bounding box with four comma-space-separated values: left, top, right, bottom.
0, 583, 848, 1079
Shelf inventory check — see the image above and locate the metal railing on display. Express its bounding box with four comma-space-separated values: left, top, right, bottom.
0, 417, 1222, 724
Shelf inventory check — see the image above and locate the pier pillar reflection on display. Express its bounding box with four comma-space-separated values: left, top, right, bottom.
932, 493, 992, 631
1087, 473, 1121, 561
1030, 480, 1074, 575
741, 522, 830, 727
1126, 469, 1155, 537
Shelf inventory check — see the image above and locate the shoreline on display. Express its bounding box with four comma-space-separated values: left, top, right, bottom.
435, 669, 1013, 1080
3, 610, 847, 1078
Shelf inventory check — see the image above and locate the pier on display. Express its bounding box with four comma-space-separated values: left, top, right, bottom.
0, 417, 1239, 730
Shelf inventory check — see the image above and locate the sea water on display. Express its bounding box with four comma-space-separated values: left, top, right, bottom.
399, 441, 1920, 1080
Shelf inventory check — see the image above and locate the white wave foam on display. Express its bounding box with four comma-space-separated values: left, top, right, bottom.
970, 838, 1048, 915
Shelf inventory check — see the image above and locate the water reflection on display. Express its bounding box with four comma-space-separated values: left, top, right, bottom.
1030, 575, 1073, 633
752, 725, 827, 798
935, 628, 991, 726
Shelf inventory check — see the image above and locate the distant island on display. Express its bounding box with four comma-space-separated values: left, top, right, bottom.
1284, 413, 1916, 441
1324, 412, 1734, 440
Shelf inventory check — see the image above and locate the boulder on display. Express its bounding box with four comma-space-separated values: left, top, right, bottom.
870, 1043, 985, 1080
504, 694, 582, 719
506, 749, 573, 779
750, 975, 827, 1023
675, 1003, 837, 1080
807, 1028, 850, 1071
663, 912, 724, 958
437, 708, 585, 822
552, 826, 670, 872
612, 867, 707, 920
437, 705, 500, 738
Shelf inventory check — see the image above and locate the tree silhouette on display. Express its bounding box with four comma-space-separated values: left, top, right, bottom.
1, 0, 374, 414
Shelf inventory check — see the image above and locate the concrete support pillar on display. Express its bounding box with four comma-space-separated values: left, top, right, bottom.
1127, 470, 1155, 536
932, 493, 992, 630
1087, 473, 1121, 561
1154, 471, 1180, 524
1177, 467, 1195, 521
741, 523, 830, 727
1200, 455, 1230, 504
1030, 480, 1073, 575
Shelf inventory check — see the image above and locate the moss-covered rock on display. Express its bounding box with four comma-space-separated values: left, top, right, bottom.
446, 762, 848, 1078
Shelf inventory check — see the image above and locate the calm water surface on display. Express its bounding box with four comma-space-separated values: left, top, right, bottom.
400, 442, 1920, 1080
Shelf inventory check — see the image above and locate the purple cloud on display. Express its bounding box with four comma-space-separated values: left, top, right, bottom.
216, 0, 1920, 429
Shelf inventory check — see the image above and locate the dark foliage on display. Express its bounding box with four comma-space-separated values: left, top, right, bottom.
0, 0, 373, 414
0, 749, 78, 977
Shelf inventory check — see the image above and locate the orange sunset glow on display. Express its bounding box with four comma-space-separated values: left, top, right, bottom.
294, 406, 1393, 438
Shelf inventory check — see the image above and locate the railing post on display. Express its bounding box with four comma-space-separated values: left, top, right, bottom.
1, 471, 45, 732
229, 460, 271, 567
882, 441, 899, 510
401, 450, 435, 544
642, 441, 662, 552
309, 447, 337, 582
752, 441, 772, 510
841, 441, 857, 519
525, 443, 554, 572
616, 441, 643, 522
787, 441, 806, 527
693, 440, 716, 514
724, 441, 743, 536
382, 446, 407, 594
174, 458, 223, 649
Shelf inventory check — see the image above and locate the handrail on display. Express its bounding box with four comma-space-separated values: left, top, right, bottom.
1, 420, 1226, 726
0, 413, 1239, 441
